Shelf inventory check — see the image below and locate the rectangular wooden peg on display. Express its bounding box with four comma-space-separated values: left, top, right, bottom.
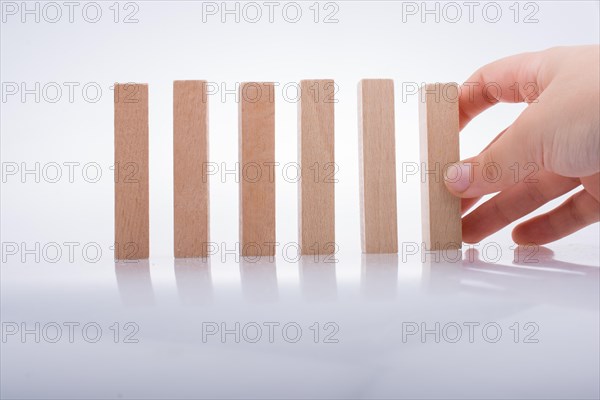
239, 82, 276, 257
419, 82, 462, 251
358, 79, 398, 254
173, 80, 210, 258
114, 83, 149, 260
299, 79, 335, 255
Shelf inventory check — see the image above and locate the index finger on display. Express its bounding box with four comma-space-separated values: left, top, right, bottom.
459, 50, 545, 129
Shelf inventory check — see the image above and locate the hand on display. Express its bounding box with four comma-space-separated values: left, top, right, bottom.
444, 45, 600, 245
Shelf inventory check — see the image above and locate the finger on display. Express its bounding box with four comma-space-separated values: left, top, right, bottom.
459, 51, 544, 129
512, 190, 600, 245
444, 100, 547, 198
460, 127, 511, 214
462, 173, 580, 243
461, 198, 480, 214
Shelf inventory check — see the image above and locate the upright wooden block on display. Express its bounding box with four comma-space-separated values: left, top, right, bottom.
114, 83, 149, 260
299, 79, 335, 255
173, 80, 210, 258
358, 79, 398, 253
239, 82, 275, 257
419, 83, 462, 250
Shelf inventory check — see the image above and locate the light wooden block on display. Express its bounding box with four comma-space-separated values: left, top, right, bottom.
173, 80, 210, 258
239, 82, 275, 257
114, 83, 149, 260
358, 79, 398, 253
299, 79, 335, 255
419, 83, 462, 250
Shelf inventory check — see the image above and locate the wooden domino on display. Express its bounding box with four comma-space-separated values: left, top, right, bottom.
419, 83, 462, 250
358, 79, 398, 254
239, 82, 276, 257
173, 80, 210, 258
298, 79, 335, 255
114, 83, 149, 260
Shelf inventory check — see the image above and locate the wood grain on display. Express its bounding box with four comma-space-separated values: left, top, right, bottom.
114, 83, 149, 260
358, 79, 398, 253
173, 80, 210, 258
299, 79, 335, 255
419, 83, 462, 251
239, 82, 275, 257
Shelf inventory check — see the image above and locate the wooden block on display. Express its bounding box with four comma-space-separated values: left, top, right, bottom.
299, 79, 335, 255
239, 82, 275, 257
114, 83, 149, 260
173, 80, 210, 258
419, 83, 462, 250
358, 79, 398, 253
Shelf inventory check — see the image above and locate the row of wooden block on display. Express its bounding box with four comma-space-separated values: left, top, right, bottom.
114, 79, 461, 260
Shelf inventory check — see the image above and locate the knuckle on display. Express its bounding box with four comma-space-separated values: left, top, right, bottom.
523, 182, 546, 205
490, 198, 512, 225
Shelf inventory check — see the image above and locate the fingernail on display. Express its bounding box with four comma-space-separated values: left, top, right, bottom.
444, 163, 471, 193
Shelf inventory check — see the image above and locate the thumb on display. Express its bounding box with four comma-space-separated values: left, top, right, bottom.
444, 103, 544, 198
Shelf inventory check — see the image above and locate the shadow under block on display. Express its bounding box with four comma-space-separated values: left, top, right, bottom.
239, 82, 275, 257
173, 80, 209, 258
419, 83, 462, 250
114, 83, 149, 260
299, 79, 335, 255
358, 79, 398, 254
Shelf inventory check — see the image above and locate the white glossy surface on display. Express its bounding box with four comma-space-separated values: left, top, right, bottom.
2, 240, 599, 399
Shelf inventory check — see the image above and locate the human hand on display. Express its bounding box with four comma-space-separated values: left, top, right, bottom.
445, 45, 600, 245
